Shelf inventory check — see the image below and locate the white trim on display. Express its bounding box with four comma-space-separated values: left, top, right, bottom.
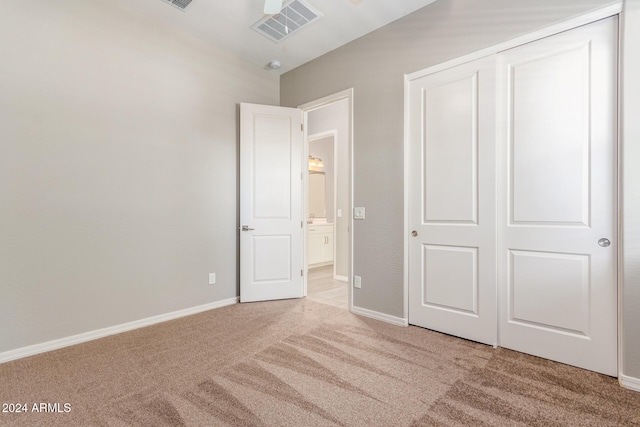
617, 8, 624, 382
309, 261, 333, 268
620, 374, 640, 392
0, 297, 238, 364
333, 129, 339, 281
406, 2, 623, 82
307, 130, 337, 141
351, 305, 408, 327
403, 73, 411, 322
299, 88, 354, 312
298, 88, 353, 112
335, 275, 348, 282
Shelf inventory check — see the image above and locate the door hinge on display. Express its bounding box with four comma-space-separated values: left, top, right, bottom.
301, 123, 303, 132
301, 269, 304, 277
301, 221, 303, 228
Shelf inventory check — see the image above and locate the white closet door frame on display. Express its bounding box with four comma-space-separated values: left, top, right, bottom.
403, 2, 622, 372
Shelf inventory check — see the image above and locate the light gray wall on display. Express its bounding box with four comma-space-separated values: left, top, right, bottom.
0, 0, 278, 354
309, 137, 334, 221
622, 0, 640, 379
281, 0, 640, 379
308, 100, 350, 278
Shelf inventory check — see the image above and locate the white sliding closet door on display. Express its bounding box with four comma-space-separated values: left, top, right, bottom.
407, 17, 618, 376
408, 56, 497, 346
497, 17, 618, 376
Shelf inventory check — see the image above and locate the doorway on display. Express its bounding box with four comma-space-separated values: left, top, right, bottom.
300, 89, 353, 311
239, 90, 353, 307
306, 131, 347, 308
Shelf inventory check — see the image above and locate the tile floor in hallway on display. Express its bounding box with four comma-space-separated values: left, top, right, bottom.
306, 265, 348, 309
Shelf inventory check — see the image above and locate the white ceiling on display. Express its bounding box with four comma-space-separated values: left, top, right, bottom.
126, 0, 438, 74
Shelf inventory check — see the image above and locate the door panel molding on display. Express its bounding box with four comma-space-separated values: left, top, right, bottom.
422, 244, 479, 315
422, 72, 480, 225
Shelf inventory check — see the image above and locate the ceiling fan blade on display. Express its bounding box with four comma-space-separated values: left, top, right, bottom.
264, 0, 284, 14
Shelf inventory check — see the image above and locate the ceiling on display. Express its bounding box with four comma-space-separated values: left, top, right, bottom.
126, 0, 438, 75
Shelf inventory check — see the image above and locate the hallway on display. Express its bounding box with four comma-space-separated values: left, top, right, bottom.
306, 265, 348, 309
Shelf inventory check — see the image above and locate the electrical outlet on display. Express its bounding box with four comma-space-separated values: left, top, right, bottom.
354, 207, 365, 220
337, 208, 343, 218
208, 273, 216, 285
354, 275, 362, 289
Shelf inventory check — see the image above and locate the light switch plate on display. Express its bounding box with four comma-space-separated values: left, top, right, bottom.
354, 207, 365, 220
354, 275, 362, 289
337, 209, 342, 218
208, 273, 216, 285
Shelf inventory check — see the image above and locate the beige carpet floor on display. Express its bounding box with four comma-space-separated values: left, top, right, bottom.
0, 298, 638, 426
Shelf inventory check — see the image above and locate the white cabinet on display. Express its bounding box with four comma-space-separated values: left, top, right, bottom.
307, 224, 334, 267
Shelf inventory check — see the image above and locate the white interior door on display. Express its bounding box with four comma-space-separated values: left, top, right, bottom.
240, 103, 303, 303
497, 17, 618, 376
408, 56, 497, 346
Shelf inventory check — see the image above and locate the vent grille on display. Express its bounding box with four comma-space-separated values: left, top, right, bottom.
162, 0, 192, 11
252, 0, 322, 43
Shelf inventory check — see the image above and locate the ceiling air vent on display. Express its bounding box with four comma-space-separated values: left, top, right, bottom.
252, 0, 322, 43
161, 0, 192, 11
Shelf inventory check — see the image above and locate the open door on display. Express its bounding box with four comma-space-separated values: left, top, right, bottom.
239, 103, 304, 302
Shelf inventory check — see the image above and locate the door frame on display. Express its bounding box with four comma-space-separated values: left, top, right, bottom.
403, 2, 623, 374
299, 88, 354, 311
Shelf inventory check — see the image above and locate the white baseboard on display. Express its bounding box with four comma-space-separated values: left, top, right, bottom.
351, 306, 408, 327
335, 275, 348, 282
0, 297, 239, 365
309, 261, 332, 268
620, 374, 640, 392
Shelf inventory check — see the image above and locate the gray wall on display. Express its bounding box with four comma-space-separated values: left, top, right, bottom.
281, 0, 640, 378
0, 0, 278, 354
309, 136, 334, 221
308, 100, 350, 279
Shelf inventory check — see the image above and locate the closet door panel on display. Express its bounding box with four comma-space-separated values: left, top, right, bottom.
497, 17, 618, 376
408, 56, 497, 346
